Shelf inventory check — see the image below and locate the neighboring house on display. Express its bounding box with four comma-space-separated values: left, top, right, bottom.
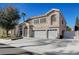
13, 8, 66, 39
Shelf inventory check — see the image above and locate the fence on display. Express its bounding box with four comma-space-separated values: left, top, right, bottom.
64, 31, 75, 39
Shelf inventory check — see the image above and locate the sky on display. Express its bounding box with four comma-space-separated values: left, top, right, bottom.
0, 3, 78, 29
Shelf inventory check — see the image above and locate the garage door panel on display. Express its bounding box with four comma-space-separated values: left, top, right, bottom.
48, 30, 57, 39
34, 30, 46, 39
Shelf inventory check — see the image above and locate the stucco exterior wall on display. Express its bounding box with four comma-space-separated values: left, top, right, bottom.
59, 13, 66, 36
47, 11, 60, 27
30, 17, 48, 30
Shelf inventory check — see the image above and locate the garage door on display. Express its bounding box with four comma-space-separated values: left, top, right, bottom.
34, 30, 47, 39
48, 30, 58, 39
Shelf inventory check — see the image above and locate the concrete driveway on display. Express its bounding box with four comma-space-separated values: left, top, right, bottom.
1, 38, 79, 55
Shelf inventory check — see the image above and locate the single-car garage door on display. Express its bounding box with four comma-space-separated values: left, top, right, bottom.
48, 30, 58, 39
34, 30, 47, 39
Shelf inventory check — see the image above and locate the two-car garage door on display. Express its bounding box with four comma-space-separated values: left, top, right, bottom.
34, 30, 58, 39
48, 30, 58, 39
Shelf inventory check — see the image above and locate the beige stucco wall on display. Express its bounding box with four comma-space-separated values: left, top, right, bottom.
59, 13, 66, 35
47, 12, 60, 27
30, 17, 48, 30
29, 11, 61, 30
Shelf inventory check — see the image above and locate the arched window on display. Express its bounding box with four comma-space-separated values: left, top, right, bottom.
51, 15, 56, 25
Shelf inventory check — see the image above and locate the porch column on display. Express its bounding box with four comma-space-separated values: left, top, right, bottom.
17, 29, 20, 36
22, 26, 24, 37
27, 23, 30, 37
25, 29, 27, 37
27, 26, 29, 37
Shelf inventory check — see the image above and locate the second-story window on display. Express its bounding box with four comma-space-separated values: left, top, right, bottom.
51, 15, 56, 25
40, 18, 46, 23
34, 19, 39, 24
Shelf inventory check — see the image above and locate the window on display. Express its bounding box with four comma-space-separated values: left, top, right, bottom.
40, 18, 46, 23
51, 15, 56, 25
34, 19, 39, 24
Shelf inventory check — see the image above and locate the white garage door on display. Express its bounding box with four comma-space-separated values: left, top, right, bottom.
34, 30, 47, 39
48, 30, 58, 39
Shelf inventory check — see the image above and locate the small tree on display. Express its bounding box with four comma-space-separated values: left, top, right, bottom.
0, 6, 20, 37
66, 26, 72, 32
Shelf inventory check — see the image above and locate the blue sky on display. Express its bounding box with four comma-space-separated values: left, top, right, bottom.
0, 3, 78, 29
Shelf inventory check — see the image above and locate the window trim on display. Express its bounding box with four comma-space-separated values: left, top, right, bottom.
40, 18, 46, 23
48, 29, 57, 31
34, 19, 39, 24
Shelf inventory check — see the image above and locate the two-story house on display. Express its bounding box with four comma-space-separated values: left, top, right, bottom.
12, 8, 66, 39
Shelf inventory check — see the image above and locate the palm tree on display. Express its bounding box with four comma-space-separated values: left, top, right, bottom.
66, 26, 72, 32
21, 12, 26, 22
